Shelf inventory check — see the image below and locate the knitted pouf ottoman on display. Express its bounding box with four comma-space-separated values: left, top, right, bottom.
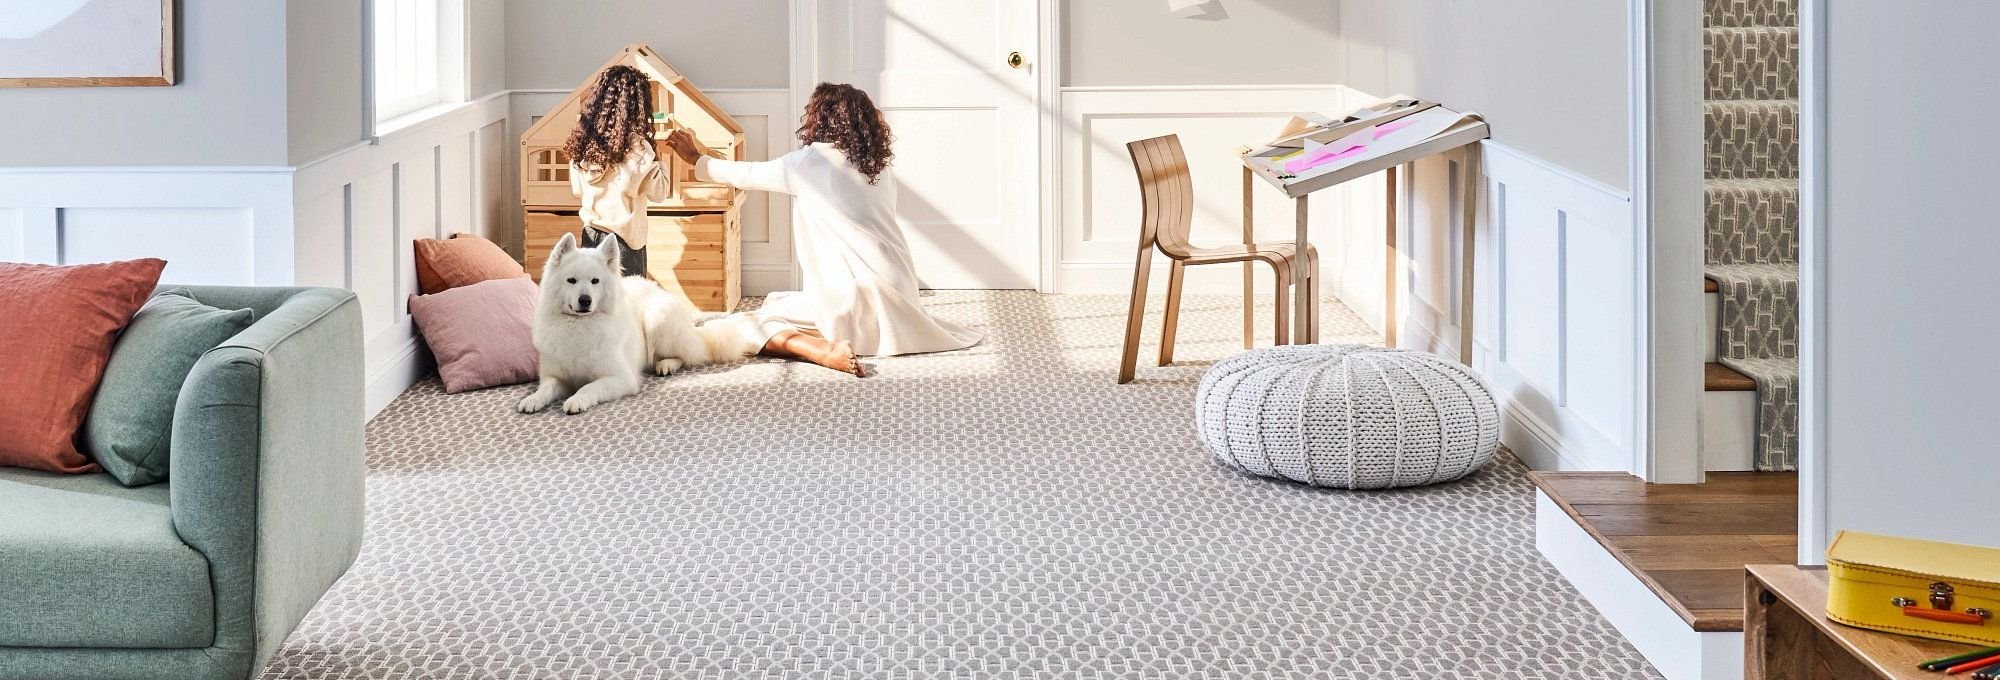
1195, 344, 1500, 489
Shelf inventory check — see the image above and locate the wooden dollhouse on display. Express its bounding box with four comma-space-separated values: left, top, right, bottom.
519, 43, 745, 312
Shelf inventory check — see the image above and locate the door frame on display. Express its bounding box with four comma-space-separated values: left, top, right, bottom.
1629, 0, 1708, 484
788, 0, 1056, 292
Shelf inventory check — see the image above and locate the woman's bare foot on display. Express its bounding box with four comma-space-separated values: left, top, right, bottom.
822, 340, 865, 377
762, 330, 867, 377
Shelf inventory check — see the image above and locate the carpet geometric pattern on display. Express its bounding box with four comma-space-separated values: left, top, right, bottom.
1706, 0, 1801, 470
258, 291, 1659, 679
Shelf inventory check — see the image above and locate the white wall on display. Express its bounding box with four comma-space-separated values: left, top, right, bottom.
1338, 0, 1630, 190
1062, 0, 1338, 87
293, 95, 515, 415
0, 0, 290, 166
1332, 0, 1642, 473
1812, 2, 2000, 550
502, 0, 790, 91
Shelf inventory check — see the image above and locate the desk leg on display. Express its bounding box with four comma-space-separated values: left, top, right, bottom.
1242, 166, 1255, 349
1459, 145, 1480, 366
1384, 165, 1400, 349
1294, 195, 1312, 344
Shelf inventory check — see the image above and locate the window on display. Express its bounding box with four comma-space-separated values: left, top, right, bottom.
372, 0, 464, 125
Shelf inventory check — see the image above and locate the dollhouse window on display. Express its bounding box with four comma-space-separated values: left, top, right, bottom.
530, 149, 569, 182
372, 0, 466, 125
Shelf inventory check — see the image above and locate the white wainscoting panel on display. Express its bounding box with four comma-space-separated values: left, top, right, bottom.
1480, 141, 1639, 473
292, 93, 515, 417
507, 88, 797, 294
0, 168, 295, 284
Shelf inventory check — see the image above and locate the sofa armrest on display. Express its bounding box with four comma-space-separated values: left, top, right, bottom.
168, 287, 366, 675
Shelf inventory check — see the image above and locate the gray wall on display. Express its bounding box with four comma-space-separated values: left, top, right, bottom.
469, 0, 508, 97
0, 0, 290, 167
1062, 0, 1338, 87
503, 0, 790, 91
1338, 0, 1629, 189
287, 0, 365, 164
1821, 3, 2000, 549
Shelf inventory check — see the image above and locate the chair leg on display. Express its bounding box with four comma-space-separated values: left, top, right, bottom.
1118, 247, 1156, 384
1270, 259, 1293, 346
1158, 260, 1186, 366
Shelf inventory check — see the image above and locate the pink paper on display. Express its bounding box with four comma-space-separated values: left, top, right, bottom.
1284, 144, 1368, 173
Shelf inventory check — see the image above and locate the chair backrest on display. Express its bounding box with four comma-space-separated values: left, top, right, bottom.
1126, 134, 1197, 257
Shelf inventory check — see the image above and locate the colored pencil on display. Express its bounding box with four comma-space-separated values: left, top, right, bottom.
1944, 653, 2000, 675
1924, 647, 2000, 671
1972, 660, 2000, 680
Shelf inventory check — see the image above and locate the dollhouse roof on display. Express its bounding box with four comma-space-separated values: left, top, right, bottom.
520, 43, 743, 146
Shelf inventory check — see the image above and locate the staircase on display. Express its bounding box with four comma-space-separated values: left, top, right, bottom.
1701, 0, 1799, 472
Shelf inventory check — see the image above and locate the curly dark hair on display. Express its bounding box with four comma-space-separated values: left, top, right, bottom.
564, 65, 655, 172
797, 83, 894, 184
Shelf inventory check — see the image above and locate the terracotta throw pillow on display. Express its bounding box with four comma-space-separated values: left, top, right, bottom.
408, 277, 540, 393
0, 258, 167, 473
414, 233, 528, 295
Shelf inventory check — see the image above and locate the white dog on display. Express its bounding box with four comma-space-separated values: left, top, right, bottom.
518, 233, 757, 414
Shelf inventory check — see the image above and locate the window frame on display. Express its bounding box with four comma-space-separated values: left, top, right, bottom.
367, 0, 467, 130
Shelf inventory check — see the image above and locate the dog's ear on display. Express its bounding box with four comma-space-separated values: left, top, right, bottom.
544, 232, 578, 280
600, 235, 624, 276
549, 232, 578, 265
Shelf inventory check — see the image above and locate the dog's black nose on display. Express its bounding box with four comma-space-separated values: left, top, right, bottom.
576, 294, 593, 311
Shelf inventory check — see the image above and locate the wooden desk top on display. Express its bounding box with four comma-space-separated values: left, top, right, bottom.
1243, 116, 1490, 199
1749, 564, 1986, 679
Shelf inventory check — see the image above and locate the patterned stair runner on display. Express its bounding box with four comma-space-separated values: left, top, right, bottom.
1705, 0, 1800, 470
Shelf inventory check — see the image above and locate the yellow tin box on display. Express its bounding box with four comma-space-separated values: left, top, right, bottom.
1826, 530, 2000, 646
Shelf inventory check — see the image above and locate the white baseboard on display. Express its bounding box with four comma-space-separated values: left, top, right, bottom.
1536, 492, 1743, 680
366, 338, 430, 419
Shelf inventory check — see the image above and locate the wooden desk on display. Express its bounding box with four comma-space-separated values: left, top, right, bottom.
1241, 116, 1490, 360
1746, 564, 1984, 679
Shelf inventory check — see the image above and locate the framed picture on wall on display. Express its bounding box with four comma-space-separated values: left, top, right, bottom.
0, 0, 176, 87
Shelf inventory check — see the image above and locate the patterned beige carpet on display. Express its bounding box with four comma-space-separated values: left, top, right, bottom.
260, 291, 1658, 679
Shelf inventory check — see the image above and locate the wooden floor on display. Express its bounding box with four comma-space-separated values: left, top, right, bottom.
1530, 471, 1798, 632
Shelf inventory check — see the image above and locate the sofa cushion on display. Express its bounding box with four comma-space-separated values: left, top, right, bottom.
0, 468, 215, 649
86, 289, 256, 487
0, 259, 167, 474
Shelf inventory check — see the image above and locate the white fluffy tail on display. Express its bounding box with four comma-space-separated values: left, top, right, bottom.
626, 277, 764, 370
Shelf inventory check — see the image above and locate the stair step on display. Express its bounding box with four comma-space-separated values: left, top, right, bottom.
1704, 278, 1718, 293
1705, 0, 1796, 29
1706, 362, 1758, 391
1706, 177, 1800, 266
1707, 100, 1799, 180
1707, 26, 1799, 101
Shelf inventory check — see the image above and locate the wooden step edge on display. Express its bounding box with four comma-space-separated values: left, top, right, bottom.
1526, 471, 1720, 631
1704, 278, 1718, 293
1706, 362, 1757, 391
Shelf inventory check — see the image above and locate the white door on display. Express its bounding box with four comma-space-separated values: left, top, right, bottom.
817, 0, 1039, 289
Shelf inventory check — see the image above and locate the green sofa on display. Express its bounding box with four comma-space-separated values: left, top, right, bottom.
0, 287, 366, 680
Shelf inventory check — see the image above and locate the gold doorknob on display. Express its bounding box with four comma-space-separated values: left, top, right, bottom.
1007, 51, 1027, 69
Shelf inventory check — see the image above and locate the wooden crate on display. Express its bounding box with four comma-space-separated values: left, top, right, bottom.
645, 206, 740, 312
523, 207, 740, 313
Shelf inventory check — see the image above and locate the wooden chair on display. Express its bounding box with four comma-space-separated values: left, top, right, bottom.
1118, 134, 1317, 384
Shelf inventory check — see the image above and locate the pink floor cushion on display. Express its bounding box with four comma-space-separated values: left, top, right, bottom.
409, 277, 539, 393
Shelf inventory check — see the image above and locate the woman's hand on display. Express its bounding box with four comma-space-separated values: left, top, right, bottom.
665, 129, 705, 164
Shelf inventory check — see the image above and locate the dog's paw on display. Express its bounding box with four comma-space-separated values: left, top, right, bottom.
655, 358, 684, 375
561, 397, 592, 415
517, 396, 549, 414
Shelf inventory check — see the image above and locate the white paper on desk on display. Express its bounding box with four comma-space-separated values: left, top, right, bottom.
1282, 107, 1467, 183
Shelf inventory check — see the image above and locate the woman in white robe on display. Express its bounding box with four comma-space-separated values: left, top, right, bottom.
664, 83, 982, 363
